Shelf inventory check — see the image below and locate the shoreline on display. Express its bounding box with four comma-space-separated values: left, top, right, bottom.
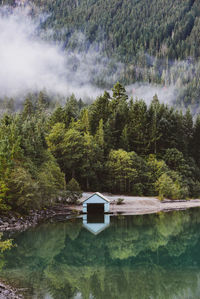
0, 205, 76, 298
68, 193, 200, 215
2, 195, 200, 233
0, 205, 74, 233
1, 195, 200, 298
0, 281, 23, 299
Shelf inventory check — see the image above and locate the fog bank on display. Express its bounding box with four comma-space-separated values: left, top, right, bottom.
0, 5, 184, 107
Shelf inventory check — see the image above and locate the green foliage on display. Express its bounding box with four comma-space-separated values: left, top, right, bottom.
146, 155, 168, 195
192, 115, 200, 168
8, 165, 39, 211
95, 119, 104, 148
106, 149, 137, 193
0, 85, 200, 214
65, 178, 82, 204
37, 158, 66, 207
155, 173, 182, 201
1, 0, 200, 109
0, 95, 66, 213
31, 0, 200, 64
0, 233, 12, 253
5, 0, 198, 109
164, 148, 186, 171
117, 198, 124, 205
0, 233, 12, 272
89, 91, 110, 135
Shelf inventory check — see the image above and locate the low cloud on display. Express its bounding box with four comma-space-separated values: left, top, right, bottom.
0, 6, 120, 100
126, 83, 177, 105
0, 5, 194, 110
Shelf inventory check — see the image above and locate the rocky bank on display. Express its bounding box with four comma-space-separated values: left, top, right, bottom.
0, 205, 78, 298
0, 282, 23, 299
0, 205, 76, 233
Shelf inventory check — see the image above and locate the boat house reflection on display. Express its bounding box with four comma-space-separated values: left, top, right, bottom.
83, 214, 110, 235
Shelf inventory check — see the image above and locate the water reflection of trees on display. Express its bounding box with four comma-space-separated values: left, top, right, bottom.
1, 209, 200, 298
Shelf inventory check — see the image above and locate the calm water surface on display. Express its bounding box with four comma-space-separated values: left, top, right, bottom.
1, 209, 200, 298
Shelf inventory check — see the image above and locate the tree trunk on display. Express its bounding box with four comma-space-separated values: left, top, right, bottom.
86, 177, 89, 190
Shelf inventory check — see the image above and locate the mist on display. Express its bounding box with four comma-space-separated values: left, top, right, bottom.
0, 6, 117, 100
0, 5, 193, 109
126, 83, 177, 105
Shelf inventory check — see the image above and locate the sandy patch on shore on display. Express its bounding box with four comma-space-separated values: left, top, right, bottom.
69, 193, 200, 215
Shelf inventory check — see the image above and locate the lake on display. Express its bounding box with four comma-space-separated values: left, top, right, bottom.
1, 209, 200, 298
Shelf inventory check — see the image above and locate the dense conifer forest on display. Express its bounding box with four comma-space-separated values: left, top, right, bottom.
23, 0, 200, 110
33, 0, 199, 61
0, 84, 200, 213
1, 0, 200, 110
0, 1, 200, 213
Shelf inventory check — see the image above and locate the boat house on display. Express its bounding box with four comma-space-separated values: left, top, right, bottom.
82, 192, 110, 213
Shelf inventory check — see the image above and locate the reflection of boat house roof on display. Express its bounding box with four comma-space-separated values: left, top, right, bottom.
83, 214, 110, 235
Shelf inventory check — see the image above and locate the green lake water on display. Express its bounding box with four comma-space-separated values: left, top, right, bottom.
1, 209, 200, 298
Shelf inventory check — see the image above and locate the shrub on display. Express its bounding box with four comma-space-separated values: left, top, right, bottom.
155, 173, 188, 200
65, 178, 82, 204
117, 198, 124, 205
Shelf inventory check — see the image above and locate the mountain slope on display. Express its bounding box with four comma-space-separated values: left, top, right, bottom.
31, 0, 200, 111
33, 0, 200, 62
1, 0, 200, 111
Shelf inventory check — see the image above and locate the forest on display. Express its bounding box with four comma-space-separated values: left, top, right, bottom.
1, 0, 200, 110
29, 0, 200, 62
0, 83, 200, 214
0, 0, 200, 212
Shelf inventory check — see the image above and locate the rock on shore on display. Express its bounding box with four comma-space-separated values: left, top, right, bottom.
0, 205, 74, 232
0, 282, 23, 299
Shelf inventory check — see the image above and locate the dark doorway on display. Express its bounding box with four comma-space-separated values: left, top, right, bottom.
87, 204, 104, 223
87, 203, 104, 214
87, 213, 104, 223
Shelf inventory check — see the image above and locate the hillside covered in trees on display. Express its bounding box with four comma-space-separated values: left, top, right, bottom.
1, 0, 200, 110
1, 84, 200, 213
1, 0, 199, 63
0, 1, 200, 213
30, 0, 200, 62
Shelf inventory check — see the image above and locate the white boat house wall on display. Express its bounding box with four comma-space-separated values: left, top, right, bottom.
82, 192, 110, 213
